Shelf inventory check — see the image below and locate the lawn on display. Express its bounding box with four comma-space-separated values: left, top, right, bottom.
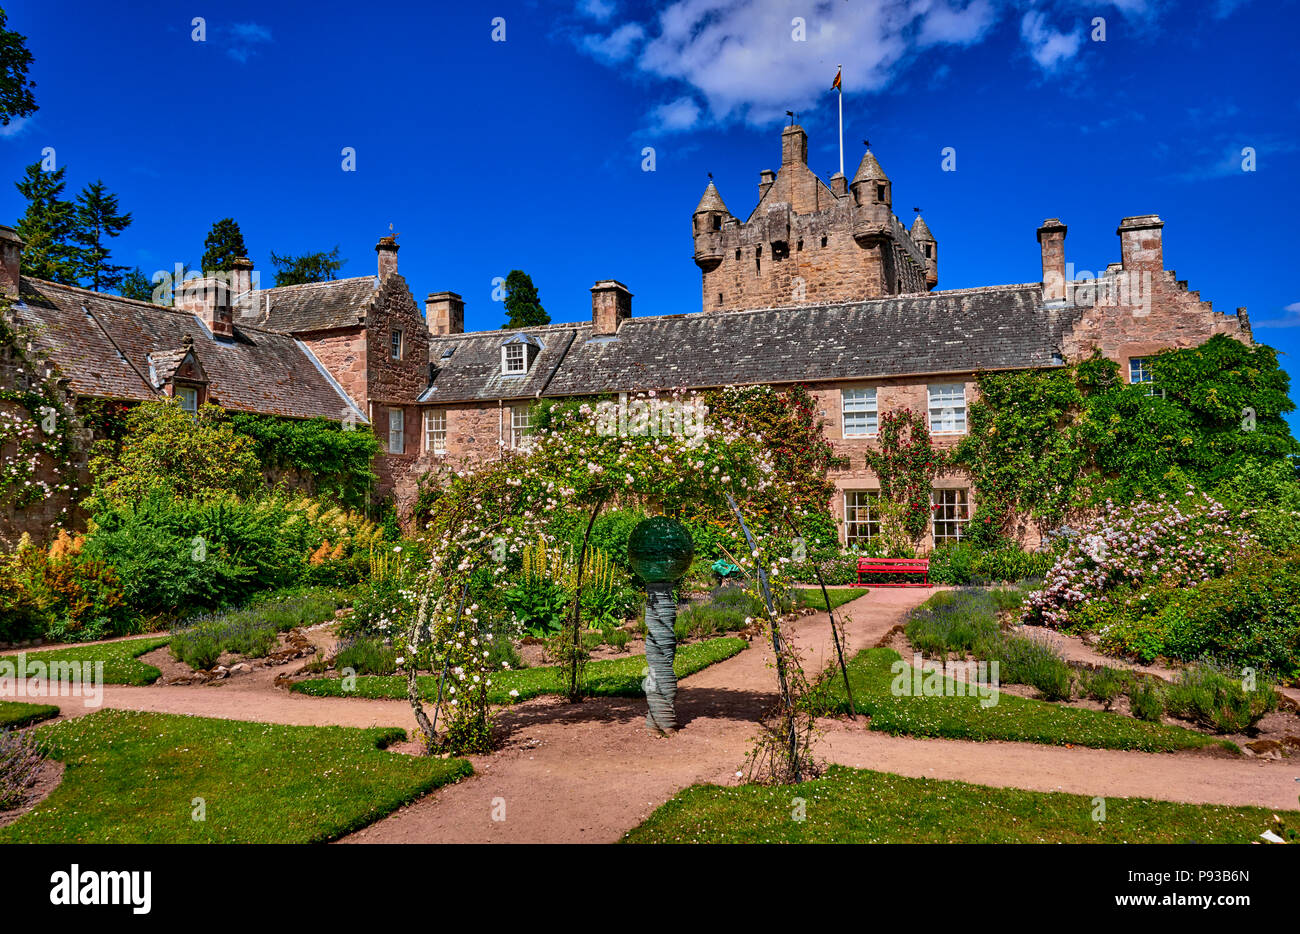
623, 764, 1299, 843
0, 636, 170, 686
0, 700, 60, 729
0, 709, 471, 843
293, 635, 748, 702
793, 587, 866, 612
811, 647, 1229, 753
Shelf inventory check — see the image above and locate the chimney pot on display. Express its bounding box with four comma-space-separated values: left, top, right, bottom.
231, 256, 254, 297
376, 236, 399, 279
1117, 214, 1164, 273
426, 291, 465, 336
781, 124, 808, 166
591, 280, 632, 336
1036, 218, 1068, 303
0, 225, 23, 299
176, 276, 235, 338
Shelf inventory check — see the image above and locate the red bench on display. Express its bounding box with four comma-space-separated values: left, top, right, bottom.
852, 556, 931, 588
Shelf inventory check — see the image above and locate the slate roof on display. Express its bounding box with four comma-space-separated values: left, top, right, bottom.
12, 278, 366, 422
235, 275, 379, 333
424, 284, 1081, 404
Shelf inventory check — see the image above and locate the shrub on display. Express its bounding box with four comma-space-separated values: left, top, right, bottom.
1079, 667, 1131, 710
980, 631, 1073, 700
1024, 490, 1254, 628
1163, 665, 1277, 734
0, 728, 47, 810
334, 636, 397, 676
503, 576, 570, 638
3, 531, 137, 642
85, 399, 261, 510
928, 543, 976, 586
169, 627, 223, 670
345, 575, 417, 639
1129, 680, 1166, 722
904, 588, 1000, 658
1160, 551, 1300, 679
85, 490, 321, 617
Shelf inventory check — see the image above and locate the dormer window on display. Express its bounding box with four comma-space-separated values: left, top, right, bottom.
176, 385, 199, 414
500, 334, 542, 375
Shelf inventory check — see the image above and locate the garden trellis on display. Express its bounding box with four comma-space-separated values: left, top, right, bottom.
405, 392, 846, 778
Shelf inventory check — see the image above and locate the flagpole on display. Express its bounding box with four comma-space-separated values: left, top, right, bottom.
837, 64, 844, 177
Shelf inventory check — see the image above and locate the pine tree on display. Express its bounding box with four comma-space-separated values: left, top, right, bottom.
119, 268, 154, 302
269, 246, 344, 286
502, 270, 549, 329
201, 217, 248, 273
0, 10, 37, 127
72, 179, 133, 292
14, 161, 78, 284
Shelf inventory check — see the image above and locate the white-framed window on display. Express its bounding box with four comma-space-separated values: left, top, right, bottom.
510, 405, 533, 450
390, 329, 403, 361
928, 383, 967, 434
387, 407, 405, 454
841, 388, 877, 437
424, 410, 446, 455
176, 385, 199, 414
844, 490, 881, 546
1129, 356, 1163, 397
502, 343, 526, 375
932, 488, 969, 545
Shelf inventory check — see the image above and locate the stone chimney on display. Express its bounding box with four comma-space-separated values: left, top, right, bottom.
0, 225, 23, 299
591, 280, 632, 336
376, 236, 399, 279
829, 172, 848, 197
758, 169, 776, 201
1118, 215, 1164, 273
781, 124, 807, 166
231, 256, 254, 296
175, 276, 235, 339
1036, 218, 1068, 303
426, 291, 465, 336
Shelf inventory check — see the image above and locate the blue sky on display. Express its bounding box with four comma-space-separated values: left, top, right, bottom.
3, 0, 1298, 423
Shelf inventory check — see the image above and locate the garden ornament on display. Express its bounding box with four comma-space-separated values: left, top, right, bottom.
627, 516, 694, 733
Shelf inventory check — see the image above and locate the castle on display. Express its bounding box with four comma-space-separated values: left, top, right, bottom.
0, 124, 1252, 549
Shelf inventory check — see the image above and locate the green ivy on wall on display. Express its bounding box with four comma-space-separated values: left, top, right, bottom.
863, 408, 946, 541
224, 411, 381, 510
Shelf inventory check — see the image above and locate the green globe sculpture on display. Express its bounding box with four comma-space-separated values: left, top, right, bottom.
628, 516, 695, 583
628, 516, 694, 734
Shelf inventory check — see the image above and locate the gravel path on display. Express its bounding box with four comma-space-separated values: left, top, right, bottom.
24, 588, 1300, 843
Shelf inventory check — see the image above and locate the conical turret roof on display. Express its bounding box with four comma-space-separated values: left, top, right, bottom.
694, 180, 730, 215
852, 150, 889, 185
910, 214, 934, 240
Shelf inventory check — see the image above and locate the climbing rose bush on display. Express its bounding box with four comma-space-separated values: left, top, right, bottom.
1023, 489, 1255, 628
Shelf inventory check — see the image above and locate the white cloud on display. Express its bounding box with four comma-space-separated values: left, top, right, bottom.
581, 22, 645, 63
608, 0, 1000, 126
0, 115, 32, 138
224, 22, 273, 64
1253, 301, 1300, 329
1019, 10, 1083, 71
577, 0, 617, 22
647, 96, 703, 134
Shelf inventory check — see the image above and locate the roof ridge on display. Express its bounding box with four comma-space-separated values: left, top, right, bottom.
428, 283, 1043, 339
20, 276, 194, 315
254, 275, 377, 295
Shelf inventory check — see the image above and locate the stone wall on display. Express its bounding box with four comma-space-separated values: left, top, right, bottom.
0, 334, 90, 549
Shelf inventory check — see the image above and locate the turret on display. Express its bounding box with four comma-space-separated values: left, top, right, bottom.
850, 149, 892, 242
910, 214, 938, 290
692, 180, 730, 272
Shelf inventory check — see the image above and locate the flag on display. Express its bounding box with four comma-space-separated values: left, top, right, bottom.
831, 67, 841, 92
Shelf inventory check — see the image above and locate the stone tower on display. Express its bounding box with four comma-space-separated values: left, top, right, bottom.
692, 125, 935, 313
